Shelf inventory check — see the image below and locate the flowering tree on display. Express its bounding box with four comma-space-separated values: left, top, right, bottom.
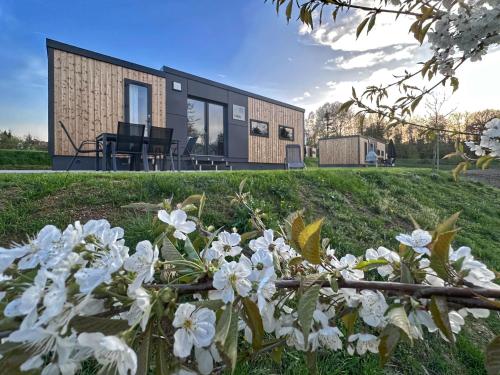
0, 181, 499, 375
270, 0, 499, 137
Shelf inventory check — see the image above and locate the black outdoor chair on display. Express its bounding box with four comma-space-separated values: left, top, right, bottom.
148, 126, 175, 171
59, 121, 101, 171
285, 144, 305, 170
172, 136, 198, 171
111, 122, 146, 171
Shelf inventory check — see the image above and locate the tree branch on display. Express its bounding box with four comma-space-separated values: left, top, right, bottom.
152, 279, 500, 310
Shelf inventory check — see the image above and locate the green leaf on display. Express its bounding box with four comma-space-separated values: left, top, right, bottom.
434, 212, 460, 235
285, 0, 293, 21
288, 256, 304, 267
183, 236, 201, 262
327, 274, 339, 292
69, 316, 129, 335
356, 18, 370, 38
339, 100, 355, 113
354, 259, 389, 270
198, 193, 206, 218
411, 96, 422, 112
486, 335, 500, 375
452, 161, 469, 181
298, 284, 321, 345
450, 77, 459, 92
341, 310, 358, 336
161, 237, 183, 262
429, 296, 454, 343
271, 346, 283, 363
215, 304, 233, 346
136, 321, 152, 375
156, 337, 171, 375
217, 305, 239, 373
192, 300, 225, 311
379, 325, 402, 366
477, 155, 493, 170
298, 218, 324, 264
182, 194, 203, 207
400, 262, 414, 284
430, 229, 457, 281
367, 14, 376, 33
242, 298, 264, 350
387, 306, 413, 343
291, 212, 305, 248
306, 350, 318, 375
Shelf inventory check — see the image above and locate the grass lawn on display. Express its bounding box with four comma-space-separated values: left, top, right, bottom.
0, 149, 51, 170
0, 168, 498, 374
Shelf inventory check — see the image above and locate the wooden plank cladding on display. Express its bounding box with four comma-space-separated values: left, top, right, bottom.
52, 49, 166, 156
318, 137, 359, 166
248, 97, 304, 164
319, 136, 386, 166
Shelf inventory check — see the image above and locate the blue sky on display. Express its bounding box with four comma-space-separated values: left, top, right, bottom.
0, 0, 498, 139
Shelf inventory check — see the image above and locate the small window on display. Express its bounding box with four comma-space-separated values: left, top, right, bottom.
279, 125, 294, 141
250, 120, 269, 137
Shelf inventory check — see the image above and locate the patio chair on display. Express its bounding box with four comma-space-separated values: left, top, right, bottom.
111, 122, 146, 171
59, 121, 101, 171
172, 136, 198, 171
148, 126, 175, 171
285, 144, 305, 170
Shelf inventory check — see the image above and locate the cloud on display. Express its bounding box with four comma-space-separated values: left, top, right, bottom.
324, 45, 418, 70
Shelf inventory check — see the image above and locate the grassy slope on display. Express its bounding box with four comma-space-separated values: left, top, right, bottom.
0, 149, 51, 169
0, 168, 498, 374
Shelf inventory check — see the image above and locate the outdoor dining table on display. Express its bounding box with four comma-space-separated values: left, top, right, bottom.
95, 132, 181, 172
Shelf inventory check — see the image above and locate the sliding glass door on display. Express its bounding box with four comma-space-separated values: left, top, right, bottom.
187, 98, 225, 156
125, 80, 152, 135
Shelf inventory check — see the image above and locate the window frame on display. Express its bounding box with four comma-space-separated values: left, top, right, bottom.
278, 125, 295, 141
249, 119, 270, 138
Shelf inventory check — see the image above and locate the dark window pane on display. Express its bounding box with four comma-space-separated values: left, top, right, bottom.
279, 126, 294, 141
187, 99, 206, 154
250, 121, 268, 137
208, 103, 224, 155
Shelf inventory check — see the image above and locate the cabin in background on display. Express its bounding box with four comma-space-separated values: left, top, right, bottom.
318, 135, 386, 167
46, 39, 304, 170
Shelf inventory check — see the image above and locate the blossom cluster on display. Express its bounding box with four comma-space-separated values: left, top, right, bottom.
427, 0, 500, 76
465, 118, 500, 158
0, 200, 497, 375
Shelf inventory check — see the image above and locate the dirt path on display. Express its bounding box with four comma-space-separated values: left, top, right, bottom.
465, 169, 500, 188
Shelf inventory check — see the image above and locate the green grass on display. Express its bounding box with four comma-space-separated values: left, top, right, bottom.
0, 168, 498, 374
0, 149, 51, 169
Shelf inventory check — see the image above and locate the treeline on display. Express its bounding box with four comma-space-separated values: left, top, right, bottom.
0, 130, 48, 151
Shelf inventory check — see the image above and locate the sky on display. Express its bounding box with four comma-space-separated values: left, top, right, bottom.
0, 0, 498, 140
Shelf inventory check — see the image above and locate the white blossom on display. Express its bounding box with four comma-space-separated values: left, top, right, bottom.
124, 240, 159, 292
194, 344, 221, 375
330, 254, 364, 280
365, 246, 400, 277
211, 231, 242, 257
358, 290, 388, 328
124, 287, 152, 332
158, 209, 196, 240
212, 258, 252, 303
395, 229, 432, 255
249, 229, 294, 260
172, 303, 216, 358
347, 333, 379, 355
78, 332, 137, 375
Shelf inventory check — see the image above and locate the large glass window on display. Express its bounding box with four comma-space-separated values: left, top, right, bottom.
125, 80, 151, 135
187, 98, 225, 155
208, 103, 224, 155
279, 125, 294, 141
250, 120, 269, 137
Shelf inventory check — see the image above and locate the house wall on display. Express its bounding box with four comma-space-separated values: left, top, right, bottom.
318, 137, 359, 166
359, 137, 386, 165
51, 49, 166, 156
248, 97, 304, 164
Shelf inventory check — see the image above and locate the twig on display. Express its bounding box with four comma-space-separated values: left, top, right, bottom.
151, 279, 500, 310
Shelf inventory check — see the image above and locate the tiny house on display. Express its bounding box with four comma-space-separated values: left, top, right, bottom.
46, 39, 305, 170
318, 135, 386, 167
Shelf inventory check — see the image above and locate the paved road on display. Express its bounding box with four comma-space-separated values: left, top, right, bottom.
465, 169, 500, 188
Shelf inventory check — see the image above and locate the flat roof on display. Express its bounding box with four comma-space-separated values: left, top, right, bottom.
46, 38, 304, 113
